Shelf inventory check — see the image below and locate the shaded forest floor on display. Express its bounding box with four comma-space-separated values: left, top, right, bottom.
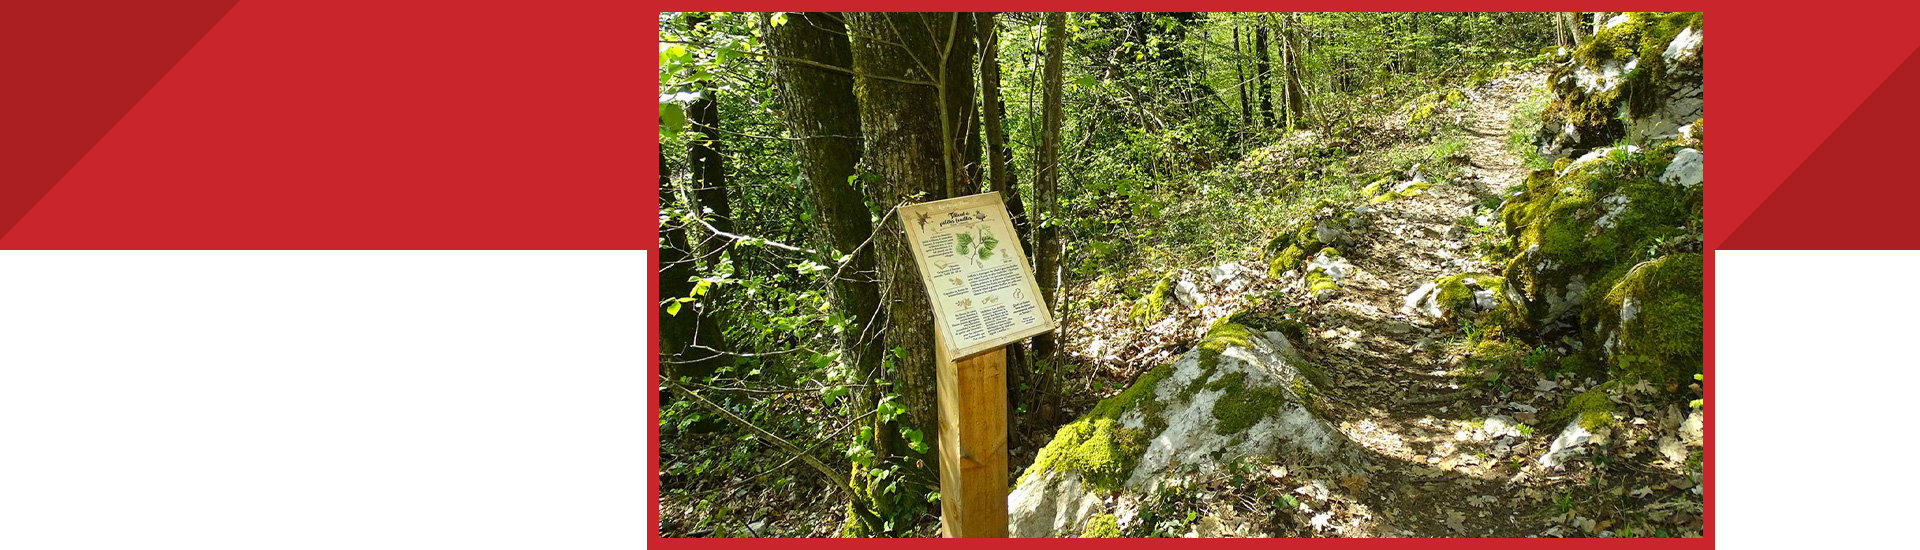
1032, 69, 1702, 537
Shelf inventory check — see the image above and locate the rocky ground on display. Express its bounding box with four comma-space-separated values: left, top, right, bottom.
1023, 69, 1704, 538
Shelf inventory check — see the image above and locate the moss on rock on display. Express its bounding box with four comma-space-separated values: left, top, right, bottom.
1080, 514, 1123, 538
1537, 12, 1703, 156
1499, 146, 1700, 330
1551, 388, 1618, 430
1208, 370, 1289, 435
1431, 273, 1528, 336
1584, 253, 1703, 383
1020, 365, 1170, 492
1129, 275, 1175, 326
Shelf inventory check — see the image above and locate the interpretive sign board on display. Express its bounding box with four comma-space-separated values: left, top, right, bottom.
899, 191, 1056, 360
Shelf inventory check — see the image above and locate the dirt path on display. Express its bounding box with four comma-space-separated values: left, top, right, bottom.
1282, 70, 1561, 537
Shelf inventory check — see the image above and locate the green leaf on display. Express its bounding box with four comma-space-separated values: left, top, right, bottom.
770, 12, 789, 27
659, 103, 685, 134
665, 301, 682, 316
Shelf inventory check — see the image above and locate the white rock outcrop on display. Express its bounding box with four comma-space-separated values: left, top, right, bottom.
1008, 327, 1358, 537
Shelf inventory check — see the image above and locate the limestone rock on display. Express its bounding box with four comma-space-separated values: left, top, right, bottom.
1662, 148, 1704, 187
1537, 422, 1592, 469
1008, 323, 1358, 537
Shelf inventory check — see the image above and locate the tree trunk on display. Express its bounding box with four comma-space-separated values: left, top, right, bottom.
1255, 15, 1275, 130
975, 12, 1034, 437
1553, 12, 1566, 49
684, 16, 738, 276
976, 13, 1030, 249
1234, 25, 1251, 144
939, 15, 979, 198
1282, 13, 1307, 129
658, 151, 724, 383
1565, 13, 1584, 47
765, 12, 893, 534
1030, 12, 1066, 371
844, 12, 977, 533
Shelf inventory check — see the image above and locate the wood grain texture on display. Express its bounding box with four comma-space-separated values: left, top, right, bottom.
936, 331, 1009, 538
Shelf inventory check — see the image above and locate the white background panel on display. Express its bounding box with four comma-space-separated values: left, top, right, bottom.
0, 251, 647, 548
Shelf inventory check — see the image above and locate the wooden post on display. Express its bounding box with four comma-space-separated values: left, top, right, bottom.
936, 332, 1009, 538
897, 192, 1048, 538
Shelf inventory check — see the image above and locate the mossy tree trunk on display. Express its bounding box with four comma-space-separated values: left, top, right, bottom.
1031, 12, 1066, 375
1255, 15, 1275, 130
1234, 25, 1251, 145
1281, 13, 1307, 130
844, 12, 979, 534
763, 12, 894, 534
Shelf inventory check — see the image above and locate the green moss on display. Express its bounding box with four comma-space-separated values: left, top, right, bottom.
1080, 514, 1123, 538
1305, 268, 1340, 297
1270, 244, 1306, 277
1468, 337, 1529, 371
1585, 253, 1703, 383
1129, 275, 1175, 326
1430, 273, 1528, 336
1020, 362, 1173, 491
1553, 388, 1618, 430
1022, 321, 1274, 492
1207, 371, 1288, 435
1360, 177, 1389, 197
1198, 321, 1257, 365
1544, 13, 1703, 151
1498, 145, 1700, 332
1269, 217, 1331, 277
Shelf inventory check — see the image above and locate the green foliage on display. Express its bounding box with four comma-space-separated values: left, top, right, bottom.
1080, 514, 1124, 537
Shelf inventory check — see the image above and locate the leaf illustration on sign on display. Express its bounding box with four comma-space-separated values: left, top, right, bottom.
975, 228, 997, 261
955, 232, 973, 256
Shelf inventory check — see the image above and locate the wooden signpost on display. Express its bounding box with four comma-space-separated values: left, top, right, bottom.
899, 191, 1056, 538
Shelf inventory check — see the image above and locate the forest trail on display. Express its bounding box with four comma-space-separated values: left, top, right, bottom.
1274, 69, 1555, 537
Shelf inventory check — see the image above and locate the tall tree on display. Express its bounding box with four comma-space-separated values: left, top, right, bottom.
762, 11, 894, 532
976, 12, 1036, 432
1234, 24, 1251, 142
1281, 13, 1307, 129
1031, 12, 1066, 368
842, 12, 975, 533
976, 12, 1030, 248
1255, 15, 1275, 130
684, 15, 739, 277
939, 15, 980, 198
658, 151, 725, 382
1553, 11, 1566, 49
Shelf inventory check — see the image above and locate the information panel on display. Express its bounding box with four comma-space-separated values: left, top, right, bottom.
899, 192, 1055, 359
